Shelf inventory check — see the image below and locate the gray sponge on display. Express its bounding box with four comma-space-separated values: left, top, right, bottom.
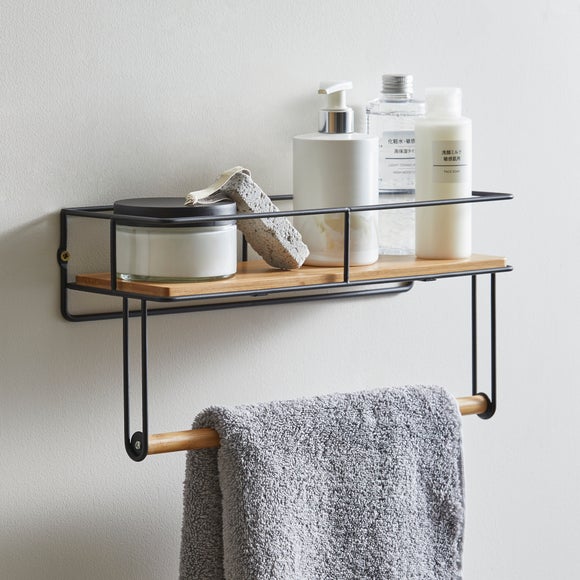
186, 168, 309, 270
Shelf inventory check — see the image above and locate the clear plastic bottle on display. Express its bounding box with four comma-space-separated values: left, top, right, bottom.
366, 74, 425, 255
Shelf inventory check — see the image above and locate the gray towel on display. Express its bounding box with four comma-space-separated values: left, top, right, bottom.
180, 385, 464, 580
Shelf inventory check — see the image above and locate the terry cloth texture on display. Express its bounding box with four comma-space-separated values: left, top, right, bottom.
179, 385, 464, 580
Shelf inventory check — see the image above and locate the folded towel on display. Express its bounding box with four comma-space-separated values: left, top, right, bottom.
180, 385, 464, 580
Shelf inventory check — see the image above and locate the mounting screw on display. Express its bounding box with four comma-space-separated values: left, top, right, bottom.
134, 440, 142, 451
59, 250, 71, 263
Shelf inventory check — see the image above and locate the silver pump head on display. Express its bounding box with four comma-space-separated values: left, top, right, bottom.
318, 81, 354, 134
382, 74, 413, 95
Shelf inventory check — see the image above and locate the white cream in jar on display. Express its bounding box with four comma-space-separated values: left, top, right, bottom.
114, 197, 237, 282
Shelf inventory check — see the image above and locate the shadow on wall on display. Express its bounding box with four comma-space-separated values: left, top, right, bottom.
0, 211, 111, 316
0, 210, 128, 320
1, 506, 179, 580
0, 213, 68, 389
0, 213, 56, 286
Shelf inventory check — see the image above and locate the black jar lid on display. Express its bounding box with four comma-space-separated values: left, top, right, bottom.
113, 197, 237, 227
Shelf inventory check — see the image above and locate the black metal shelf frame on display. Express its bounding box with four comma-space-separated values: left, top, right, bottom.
58, 192, 513, 460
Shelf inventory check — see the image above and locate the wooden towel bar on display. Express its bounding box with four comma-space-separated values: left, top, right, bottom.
147, 394, 488, 456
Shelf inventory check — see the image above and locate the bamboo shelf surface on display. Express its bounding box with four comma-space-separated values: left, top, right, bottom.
76, 254, 507, 299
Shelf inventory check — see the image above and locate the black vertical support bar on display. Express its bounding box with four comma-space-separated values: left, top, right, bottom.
487, 273, 498, 418
110, 219, 117, 292
122, 298, 131, 455
471, 275, 478, 395
475, 273, 497, 420
242, 235, 248, 262
58, 210, 70, 320
139, 300, 149, 456
343, 210, 351, 283
122, 297, 149, 461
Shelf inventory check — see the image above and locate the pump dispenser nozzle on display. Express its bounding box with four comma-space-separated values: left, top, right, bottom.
318, 81, 354, 134
293, 80, 379, 266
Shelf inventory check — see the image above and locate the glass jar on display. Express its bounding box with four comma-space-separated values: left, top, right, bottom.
113, 197, 237, 282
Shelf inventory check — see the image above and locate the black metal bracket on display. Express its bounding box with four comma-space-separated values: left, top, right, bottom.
57, 191, 512, 322
472, 273, 497, 419
118, 271, 502, 459
123, 298, 149, 461
58, 206, 417, 322
58, 192, 512, 459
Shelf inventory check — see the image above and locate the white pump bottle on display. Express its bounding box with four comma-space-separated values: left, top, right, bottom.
293, 81, 379, 266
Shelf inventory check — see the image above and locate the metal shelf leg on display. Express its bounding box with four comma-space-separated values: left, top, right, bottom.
123, 298, 149, 461
471, 273, 497, 419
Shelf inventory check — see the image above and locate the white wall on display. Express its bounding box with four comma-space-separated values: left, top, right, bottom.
2, 1, 578, 578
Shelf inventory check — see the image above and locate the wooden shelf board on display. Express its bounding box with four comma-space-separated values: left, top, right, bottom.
74, 254, 507, 299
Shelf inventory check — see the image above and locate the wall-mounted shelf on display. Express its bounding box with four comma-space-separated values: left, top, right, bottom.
58, 191, 513, 460
74, 253, 507, 298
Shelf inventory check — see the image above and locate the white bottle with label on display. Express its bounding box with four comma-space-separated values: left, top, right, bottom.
293, 81, 378, 266
415, 87, 472, 259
